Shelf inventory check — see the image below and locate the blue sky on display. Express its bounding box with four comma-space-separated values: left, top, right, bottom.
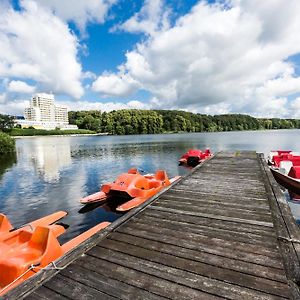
1, 0, 300, 118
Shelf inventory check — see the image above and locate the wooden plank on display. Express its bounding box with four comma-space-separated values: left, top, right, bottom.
109, 231, 287, 283
90, 246, 287, 300
165, 190, 270, 207
76, 254, 222, 300
178, 186, 267, 196
142, 209, 277, 237
44, 274, 116, 300
150, 201, 273, 223
25, 287, 70, 300
148, 206, 274, 227
98, 238, 289, 298
171, 187, 268, 201
177, 183, 268, 198
190, 173, 264, 182
182, 178, 266, 189
157, 196, 272, 214
117, 223, 283, 268
133, 213, 279, 248
123, 220, 281, 257
59, 263, 165, 300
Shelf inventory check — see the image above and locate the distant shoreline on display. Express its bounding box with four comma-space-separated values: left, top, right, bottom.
12, 132, 109, 139
11, 128, 300, 139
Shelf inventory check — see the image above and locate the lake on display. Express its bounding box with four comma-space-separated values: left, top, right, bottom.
1, 129, 300, 243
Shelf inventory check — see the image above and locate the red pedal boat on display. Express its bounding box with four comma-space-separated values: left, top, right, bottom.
0, 212, 110, 296
269, 150, 300, 200
80, 168, 180, 211
179, 148, 212, 167
268, 150, 300, 167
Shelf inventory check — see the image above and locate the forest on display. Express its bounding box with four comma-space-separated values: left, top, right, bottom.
68, 109, 300, 135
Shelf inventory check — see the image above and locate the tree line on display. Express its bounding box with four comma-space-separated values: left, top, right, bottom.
68, 110, 300, 135
1, 111, 299, 136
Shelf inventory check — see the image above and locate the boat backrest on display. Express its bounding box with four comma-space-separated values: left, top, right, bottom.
134, 177, 150, 190
155, 170, 167, 181
28, 226, 51, 252
148, 180, 161, 189
279, 160, 293, 175
155, 170, 171, 186
289, 156, 300, 166
205, 149, 211, 155
128, 168, 138, 174
188, 149, 202, 157
0, 214, 13, 233
277, 150, 292, 155
28, 226, 63, 267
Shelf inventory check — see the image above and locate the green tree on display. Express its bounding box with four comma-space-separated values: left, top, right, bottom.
0, 132, 15, 154
67, 109, 300, 135
0, 114, 15, 131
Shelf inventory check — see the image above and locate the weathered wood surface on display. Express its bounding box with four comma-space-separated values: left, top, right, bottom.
4, 151, 300, 299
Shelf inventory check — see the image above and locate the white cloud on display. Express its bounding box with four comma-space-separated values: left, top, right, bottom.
0, 93, 6, 104
289, 98, 300, 118
115, 0, 170, 36
7, 80, 36, 94
61, 99, 150, 112
96, 0, 300, 117
37, 0, 117, 34
0, 99, 29, 115
0, 0, 83, 98
81, 71, 97, 80
92, 72, 140, 97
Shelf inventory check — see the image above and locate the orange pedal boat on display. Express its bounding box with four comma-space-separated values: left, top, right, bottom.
80, 168, 180, 211
0, 211, 67, 241
0, 213, 110, 296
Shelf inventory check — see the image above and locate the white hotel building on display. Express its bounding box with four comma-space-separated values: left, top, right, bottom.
17, 93, 78, 130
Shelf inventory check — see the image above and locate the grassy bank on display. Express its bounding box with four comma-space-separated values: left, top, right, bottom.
9, 128, 96, 136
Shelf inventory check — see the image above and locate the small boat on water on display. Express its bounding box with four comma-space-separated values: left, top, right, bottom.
270, 167, 300, 200
179, 148, 212, 167
268, 150, 300, 200
80, 168, 180, 211
0, 212, 110, 296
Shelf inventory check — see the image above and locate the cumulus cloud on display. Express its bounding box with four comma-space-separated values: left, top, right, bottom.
288, 98, 300, 118
114, 0, 170, 36
94, 0, 300, 117
61, 99, 150, 112
7, 80, 36, 94
0, 93, 6, 104
37, 0, 117, 34
0, 0, 83, 98
92, 72, 140, 97
0, 99, 29, 115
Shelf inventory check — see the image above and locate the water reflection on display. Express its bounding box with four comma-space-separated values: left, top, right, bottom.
0, 130, 300, 242
24, 138, 72, 182
0, 153, 16, 180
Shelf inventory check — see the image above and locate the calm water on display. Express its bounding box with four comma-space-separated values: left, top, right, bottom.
1, 129, 300, 243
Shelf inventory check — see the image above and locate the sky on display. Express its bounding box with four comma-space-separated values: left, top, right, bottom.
1, 0, 300, 118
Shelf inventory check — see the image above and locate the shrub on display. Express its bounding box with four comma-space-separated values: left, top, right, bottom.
0, 132, 15, 154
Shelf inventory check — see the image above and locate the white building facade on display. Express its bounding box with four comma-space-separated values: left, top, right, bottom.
19, 93, 78, 130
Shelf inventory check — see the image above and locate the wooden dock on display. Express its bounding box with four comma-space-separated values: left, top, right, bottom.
5, 151, 300, 299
